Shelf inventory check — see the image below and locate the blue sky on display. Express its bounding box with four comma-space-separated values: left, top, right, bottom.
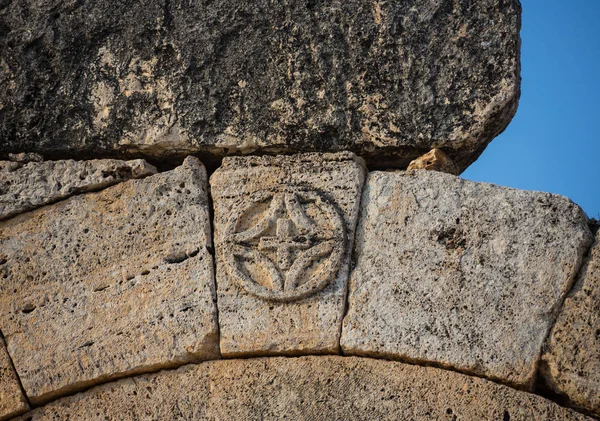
462, 0, 600, 219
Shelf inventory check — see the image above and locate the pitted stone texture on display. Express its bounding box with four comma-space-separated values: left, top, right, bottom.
7, 153, 43, 163
0, 337, 28, 421
0, 158, 156, 220
341, 171, 593, 388
1, 0, 520, 170
0, 157, 219, 405
211, 153, 365, 357
13, 356, 593, 421
541, 230, 600, 417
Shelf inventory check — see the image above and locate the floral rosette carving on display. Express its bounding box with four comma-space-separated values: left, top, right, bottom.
222, 186, 346, 302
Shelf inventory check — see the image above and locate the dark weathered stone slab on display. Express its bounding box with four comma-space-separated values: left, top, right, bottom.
0, 0, 520, 170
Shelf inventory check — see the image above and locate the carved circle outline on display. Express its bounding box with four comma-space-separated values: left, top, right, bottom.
222, 186, 346, 303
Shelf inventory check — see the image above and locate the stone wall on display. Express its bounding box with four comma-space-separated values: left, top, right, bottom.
1, 153, 599, 420
3, 0, 600, 419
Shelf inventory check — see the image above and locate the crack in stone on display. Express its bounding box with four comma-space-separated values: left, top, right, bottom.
532, 224, 596, 390
206, 182, 223, 361
337, 166, 367, 357
0, 162, 159, 222
0, 329, 31, 409
532, 224, 600, 420
24, 359, 202, 410
162, 0, 173, 29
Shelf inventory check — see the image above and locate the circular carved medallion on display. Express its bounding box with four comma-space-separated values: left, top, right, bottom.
222, 186, 346, 302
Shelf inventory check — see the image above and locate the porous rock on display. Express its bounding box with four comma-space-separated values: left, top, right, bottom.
210, 153, 365, 356
0, 157, 219, 405
407, 148, 460, 175
7, 153, 44, 163
13, 356, 593, 421
0, 158, 156, 219
0, 0, 520, 170
341, 170, 593, 388
541, 230, 600, 416
0, 336, 28, 421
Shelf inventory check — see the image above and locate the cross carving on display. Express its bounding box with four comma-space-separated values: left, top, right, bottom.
258, 218, 311, 270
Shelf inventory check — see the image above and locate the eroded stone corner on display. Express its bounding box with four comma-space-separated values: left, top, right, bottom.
210, 152, 366, 357
1, 0, 521, 173
0, 156, 219, 406
0, 157, 157, 220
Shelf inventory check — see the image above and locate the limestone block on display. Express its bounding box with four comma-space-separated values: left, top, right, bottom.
0, 158, 157, 219
13, 356, 593, 420
0, 337, 28, 421
341, 171, 593, 388
1, 0, 520, 171
541, 230, 600, 416
0, 157, 219, 405
210, 153, 365, 356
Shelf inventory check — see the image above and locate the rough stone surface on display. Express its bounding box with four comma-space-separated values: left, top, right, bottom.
211, 153, 365, 357
341, 171, 593, 388
0, 336, 28, 421
13, 356, 593, 421
407, 148, 460, 175
541, 229, 600, 417
0, 0, 520, 170
0, 158, 156, 220
7, 153, 43, 163
0, 157, 219, 405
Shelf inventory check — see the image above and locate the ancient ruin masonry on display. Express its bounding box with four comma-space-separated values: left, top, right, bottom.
1, 0, 599, 420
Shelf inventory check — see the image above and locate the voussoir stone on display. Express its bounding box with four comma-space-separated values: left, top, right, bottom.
341, 170, 593, 388
0, 336, 28, 421
0, 156, 219, 405
211, 153, 365, 357
0, 158, 157, 220
0, 0, 520, 170
13, 356, 594, 421
541, 229, 600, 416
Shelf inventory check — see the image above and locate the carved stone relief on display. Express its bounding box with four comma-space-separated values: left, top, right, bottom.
223, 186, 346, 302
211, 152, 365, 356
